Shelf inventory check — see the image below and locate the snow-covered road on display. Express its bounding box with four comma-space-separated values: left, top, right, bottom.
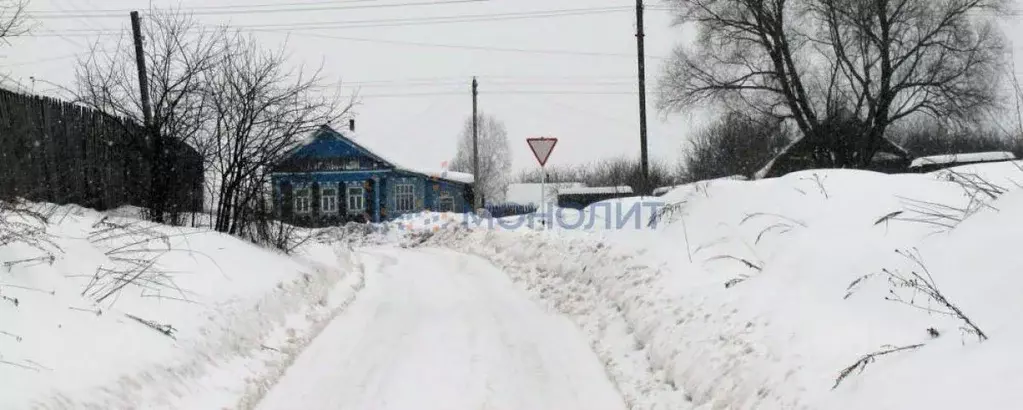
256, 246, 626, 410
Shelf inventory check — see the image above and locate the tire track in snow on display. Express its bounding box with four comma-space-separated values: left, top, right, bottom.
232, 245, 369, 410
417, 230, 693, 410
256, 246, 627, 410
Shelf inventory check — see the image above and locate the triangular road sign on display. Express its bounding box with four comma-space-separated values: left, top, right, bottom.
527, 137, 558, 167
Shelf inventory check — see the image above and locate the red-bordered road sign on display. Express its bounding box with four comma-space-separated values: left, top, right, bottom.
526, 137, 558, 167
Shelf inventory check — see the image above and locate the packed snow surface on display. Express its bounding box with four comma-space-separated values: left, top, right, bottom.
258, 246, 626, 410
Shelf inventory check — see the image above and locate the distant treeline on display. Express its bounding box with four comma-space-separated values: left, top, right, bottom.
0, 87, 202, 212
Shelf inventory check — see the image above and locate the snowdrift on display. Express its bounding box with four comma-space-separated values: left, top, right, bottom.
0, 203, 365, 409
412, 162, 1023, 409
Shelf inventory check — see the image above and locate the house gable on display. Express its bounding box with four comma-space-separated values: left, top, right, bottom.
274, 125, 393, 173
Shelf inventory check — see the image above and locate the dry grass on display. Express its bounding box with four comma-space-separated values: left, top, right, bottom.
883, 248, 988, 342
82, 218, 203, 305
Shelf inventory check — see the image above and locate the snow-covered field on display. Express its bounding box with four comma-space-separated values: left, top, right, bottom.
5, 160, 1023, 409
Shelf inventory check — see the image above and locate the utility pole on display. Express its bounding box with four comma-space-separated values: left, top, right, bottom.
472, 76, 480, 209
635, 0, 650, 194
131, 11, 162, 222
130, 11, 153, 129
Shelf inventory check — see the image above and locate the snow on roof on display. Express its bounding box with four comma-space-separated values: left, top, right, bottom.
910, 151, 1017, 168
411, 169, 475, 184
654, 176, 748, 195
558, 186, 634, 195
652, 186, 676, 196
505, 182, 585, 206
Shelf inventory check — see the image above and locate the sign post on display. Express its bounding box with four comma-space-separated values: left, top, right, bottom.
526, 137, 558, 216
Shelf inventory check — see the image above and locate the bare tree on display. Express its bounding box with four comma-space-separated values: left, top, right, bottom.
450, 112, 511, 205
681, 111, 791, 181
516, 157, 677, 191
74, 9, 223, 224
0, 0, 29, 44
74, 8, 356, 245
889, 115, 1023, 158
204, 33, 354, 236
814, 0, 1006, 163
659, 0, 1007, 167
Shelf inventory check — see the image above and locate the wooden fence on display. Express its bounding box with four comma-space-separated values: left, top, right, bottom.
485, 203, 537, 218
0, 87, 202, 211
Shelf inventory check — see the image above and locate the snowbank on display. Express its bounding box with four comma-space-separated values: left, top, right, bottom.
0, 203, 364, 409
407, 164, 1023, 409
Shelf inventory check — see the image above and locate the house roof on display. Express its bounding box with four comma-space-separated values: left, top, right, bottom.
277, 124, 474, 185
754, 134, 911, 179
558, 186, 634, 195
910, 151, 1017, 168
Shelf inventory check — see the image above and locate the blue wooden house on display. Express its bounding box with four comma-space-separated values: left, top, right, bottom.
270, 123, 474, 226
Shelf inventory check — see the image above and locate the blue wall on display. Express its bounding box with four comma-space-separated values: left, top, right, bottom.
270, 129, 472, 225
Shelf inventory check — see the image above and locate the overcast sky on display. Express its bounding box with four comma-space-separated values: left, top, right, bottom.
1, 0, 1020, 173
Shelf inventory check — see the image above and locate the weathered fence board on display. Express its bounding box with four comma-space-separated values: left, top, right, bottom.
0, 87, 202, 212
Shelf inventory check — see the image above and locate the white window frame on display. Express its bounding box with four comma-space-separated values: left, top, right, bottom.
347, 185, 366, 214
321, 185, 338, 214
395, 183, 415, 212
294, 186, 311, 214
438, 192, 454, 212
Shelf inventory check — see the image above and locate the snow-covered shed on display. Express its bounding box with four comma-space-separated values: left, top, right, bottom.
754, 136, 911, 179
909, 151, 1017, 173
504, 182, 585, 207
556, 186, 634, 210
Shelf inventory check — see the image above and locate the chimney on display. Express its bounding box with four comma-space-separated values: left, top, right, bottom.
349, 119, 355, 132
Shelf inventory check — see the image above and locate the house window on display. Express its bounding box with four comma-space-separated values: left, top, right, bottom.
321, 186, 338, 213
395, 183, 415, 212
347, 186, 365, 213
345, 159, 359, 170
294, 187, 311, 214
438, 193, 454, 212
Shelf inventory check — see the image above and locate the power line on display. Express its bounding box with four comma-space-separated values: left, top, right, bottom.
332, 79, 639, 88
355, 90, 649, 98
27, 5, 673, 34
39, 0, 107, 49
190, 6, 638, 30
23, 27, 668, 59
29, 0, 376, 14
0, 49, 99, 67
255, 31, 668, 59
316, 75, 641, 87
339, 75, 638, 84
26, 0, 489, 19
501, 93, 640, 129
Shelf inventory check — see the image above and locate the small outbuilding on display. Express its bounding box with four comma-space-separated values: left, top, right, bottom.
754, 136, 912, 179
908, 151, 1017, 173
556, 186, 634, 210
